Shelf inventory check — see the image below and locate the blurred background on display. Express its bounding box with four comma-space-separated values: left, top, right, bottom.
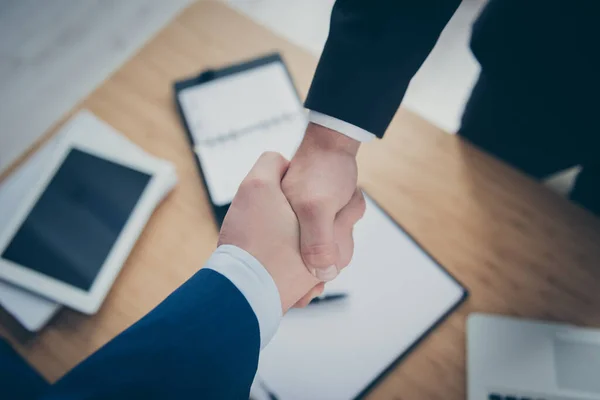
0, 0, 577, 207
0, 0, 483, 169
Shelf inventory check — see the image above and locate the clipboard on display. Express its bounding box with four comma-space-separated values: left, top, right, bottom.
174, 53, 306, 226
174, 55, 469, 398
257, 193, 468, 400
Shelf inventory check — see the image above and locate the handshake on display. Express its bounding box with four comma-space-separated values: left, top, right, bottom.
219, 123, 365, 311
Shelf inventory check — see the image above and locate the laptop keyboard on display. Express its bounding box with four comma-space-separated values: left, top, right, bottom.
489, 394, 544, 400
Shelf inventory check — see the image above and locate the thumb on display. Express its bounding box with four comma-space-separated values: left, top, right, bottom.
297, 204, 339, 282
245, 151, 290, 184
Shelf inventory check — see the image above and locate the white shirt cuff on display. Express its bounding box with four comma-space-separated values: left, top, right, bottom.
308, 110, 376, 142
204, 244, 282, 350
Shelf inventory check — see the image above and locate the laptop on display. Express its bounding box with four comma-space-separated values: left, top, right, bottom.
468, 313, 600, 400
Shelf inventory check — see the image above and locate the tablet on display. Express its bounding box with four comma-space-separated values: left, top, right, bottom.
0, 116, 172, 314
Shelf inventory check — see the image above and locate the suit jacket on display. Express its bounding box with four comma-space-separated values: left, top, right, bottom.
305, 0, 461, 138
305, 0, 599, 139
2, 268, 261, 400
0, 340, 49, 400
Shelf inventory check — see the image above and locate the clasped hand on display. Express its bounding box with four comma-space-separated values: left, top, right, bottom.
219, 123, 363, 311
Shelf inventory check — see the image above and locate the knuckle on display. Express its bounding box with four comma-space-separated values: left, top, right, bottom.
258, 151, 287, 171
281, 176, 294, 195
263, 151, 285, 163
357, 191, 366, 211
356, 193, 367, 218
337, 238, 355, 269
302, 243, 337, 266
260, 151, 277, 160
296, 196, 332, 219
337, 212, 355, 228
241, 176, 269, 192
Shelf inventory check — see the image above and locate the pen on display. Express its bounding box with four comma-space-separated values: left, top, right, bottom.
309, 293, 348, 305
260, 380, 279, 400
251, 376, 279, 400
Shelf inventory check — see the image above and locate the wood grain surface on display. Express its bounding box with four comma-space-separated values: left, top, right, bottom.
2, 2, 600, 399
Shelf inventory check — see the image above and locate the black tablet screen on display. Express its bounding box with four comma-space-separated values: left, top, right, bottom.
1, 149, 151, 291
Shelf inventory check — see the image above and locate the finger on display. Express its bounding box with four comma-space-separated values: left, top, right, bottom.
336, 188, 366, 228
332, 189, 364, 270
245, 151, 290, 185
293, 283, 326, 308
296, 202, 339, 282
335, 221, 355, 270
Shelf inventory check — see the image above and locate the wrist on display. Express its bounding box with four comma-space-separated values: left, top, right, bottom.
302, 122, 360, 157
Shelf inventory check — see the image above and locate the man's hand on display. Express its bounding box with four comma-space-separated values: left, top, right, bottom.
219, 152, 361, 312
282, 123, 363, 282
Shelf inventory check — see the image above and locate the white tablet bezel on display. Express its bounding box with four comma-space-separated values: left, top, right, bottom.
0, 123, 173, 314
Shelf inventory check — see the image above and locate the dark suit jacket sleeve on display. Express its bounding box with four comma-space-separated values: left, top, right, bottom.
41, 269, 260, 400
304, 0, 461, 138
0, 339, 49, 400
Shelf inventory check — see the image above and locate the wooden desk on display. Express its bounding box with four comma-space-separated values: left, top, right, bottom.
2, 2, 600, 398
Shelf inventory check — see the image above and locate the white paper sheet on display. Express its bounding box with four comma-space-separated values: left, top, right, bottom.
0, 110, 177, 331
177, 60, 306, 206
257, 195, 466, 400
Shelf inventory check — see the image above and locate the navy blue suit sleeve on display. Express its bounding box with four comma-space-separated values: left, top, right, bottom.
305, 0, 461, 138
0, 339, 49, 400
42, 269, 261, 400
